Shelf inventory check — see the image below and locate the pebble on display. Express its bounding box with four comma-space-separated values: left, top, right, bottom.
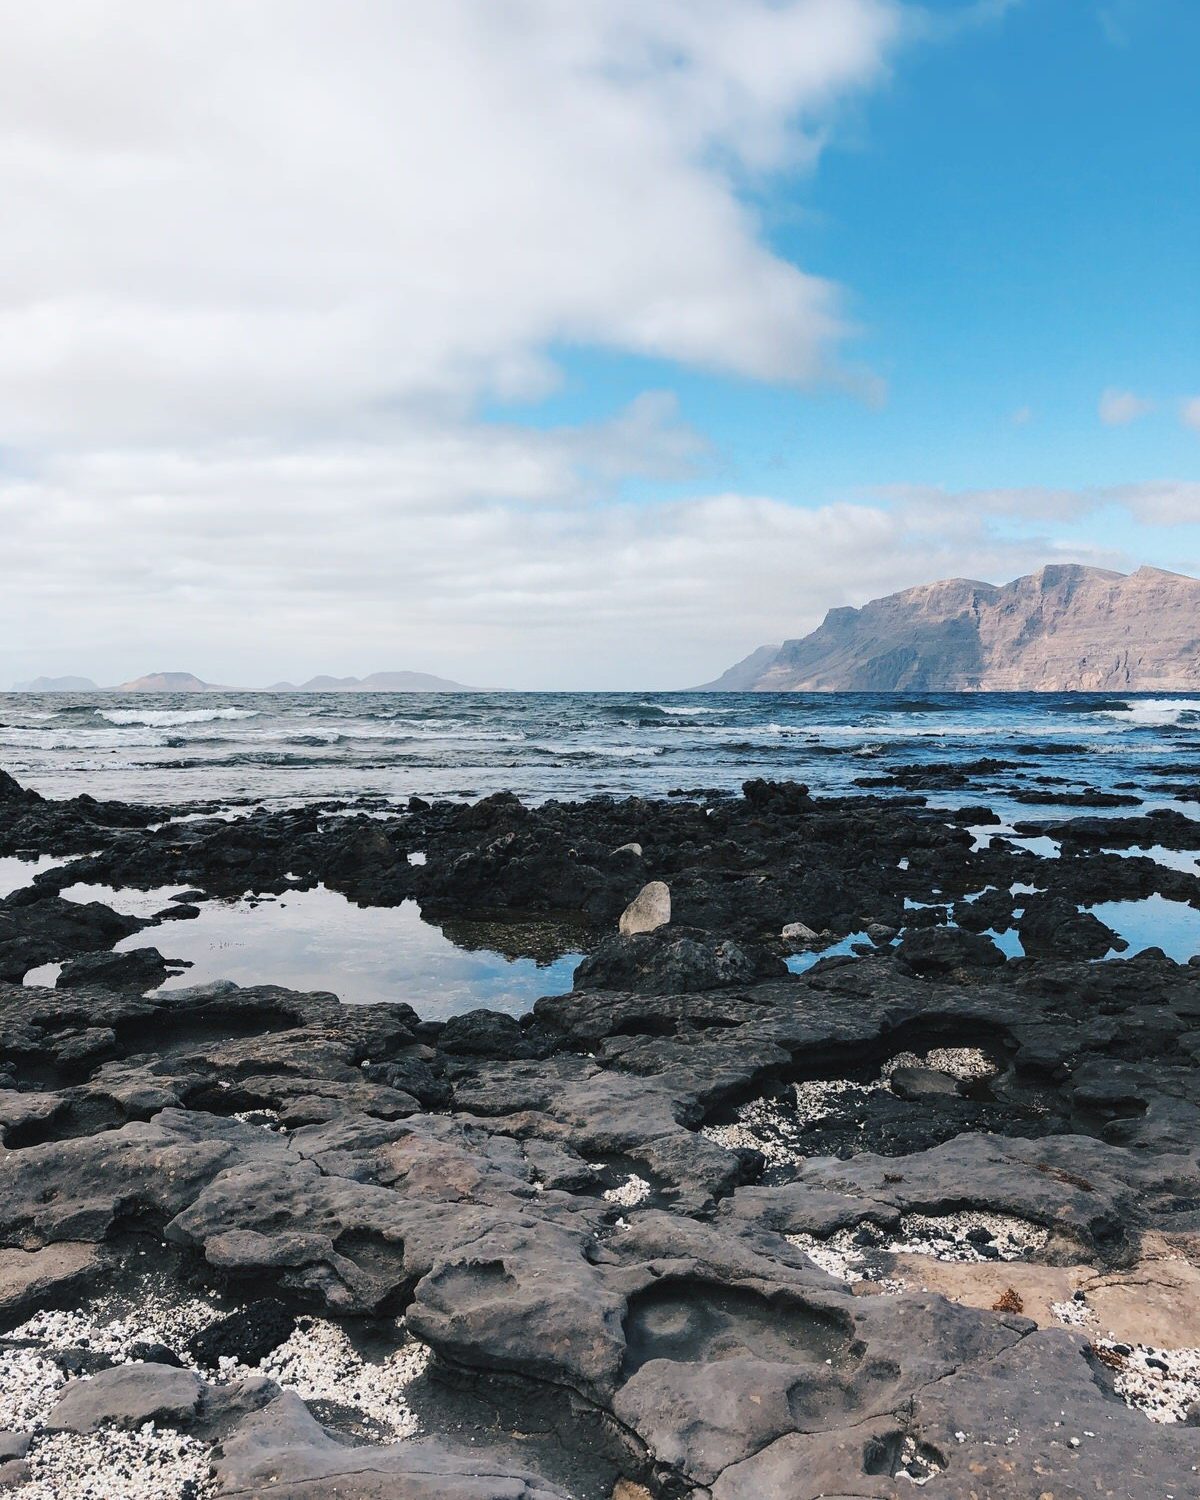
10, 1424, 215, 1500
1093, 1341, 1200, 1425
703, 1050, 1000, 1166
787, 1210, 1048, 1288
602, 1174, 652, 1209
223, 1318, 430, 1439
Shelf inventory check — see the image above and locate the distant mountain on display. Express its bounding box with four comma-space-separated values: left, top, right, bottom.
267, 670, 474, 692
114, 672, 227, 692
700, 565, 1200, 692
12, 675, 98, 692
697, 644, 782, 693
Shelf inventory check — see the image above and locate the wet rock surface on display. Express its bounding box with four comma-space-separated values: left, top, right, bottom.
2, 775, 1200, 1496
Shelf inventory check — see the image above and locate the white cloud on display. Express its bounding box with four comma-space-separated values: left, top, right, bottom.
1011, 405, 1033, 426
1111, 481, 1200, 526
0, 0, 906, 448
0, 0, 942, 688
1181, 398, 1200, 434
0, 451, 1118, 688
1098, 388, 1153, 426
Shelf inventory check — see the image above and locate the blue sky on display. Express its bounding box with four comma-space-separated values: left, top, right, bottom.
524, 0, 1200, 514
1, 0, 1198, 687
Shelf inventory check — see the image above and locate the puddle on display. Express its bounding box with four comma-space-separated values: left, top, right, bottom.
969, 826, 1062, 859
23, 961, 63, 988
113, 884, 583, 1016
0, 854, 69, 898
985, 928, 1025, 959
60, 882, 189, 919
1107, 846, 1200, 878
787, 931, 875, 973
1087, 894, 1200, 964
1004, 835, 1062, 859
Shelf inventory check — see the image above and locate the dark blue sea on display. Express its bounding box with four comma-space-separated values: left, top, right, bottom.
2, 690, 1199, 825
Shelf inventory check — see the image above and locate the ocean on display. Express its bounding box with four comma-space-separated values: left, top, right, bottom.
2, 689, 1199, 823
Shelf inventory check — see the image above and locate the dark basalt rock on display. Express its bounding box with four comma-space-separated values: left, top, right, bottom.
0, 892, 143, 982
187, 1298, 296, 1368
0, 770, 39, 804
56, 946, 172, 991
1018, 894, 1126, 960
894, 925, 1006, 977
573, 927, 786, 994
439, 1009, 530, 1059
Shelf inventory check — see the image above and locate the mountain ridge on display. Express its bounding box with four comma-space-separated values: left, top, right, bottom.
700, 564, 1200, 692
12, 675, 99, 692
266, 670, 474, 693
113, 672, 229, 693
10, 669, 478, 693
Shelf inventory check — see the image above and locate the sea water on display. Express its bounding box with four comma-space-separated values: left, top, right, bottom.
2, 689, 1199, 822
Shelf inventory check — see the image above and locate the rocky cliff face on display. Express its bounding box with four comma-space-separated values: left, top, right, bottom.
703, 565, 1200, 691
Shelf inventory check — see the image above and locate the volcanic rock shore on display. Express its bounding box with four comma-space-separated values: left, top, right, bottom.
3, 767, 1200, 1496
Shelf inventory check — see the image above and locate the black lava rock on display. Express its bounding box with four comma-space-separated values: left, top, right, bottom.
186, 1299, 296, 1369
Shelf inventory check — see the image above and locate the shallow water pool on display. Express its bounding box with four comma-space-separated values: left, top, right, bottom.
112, 884, 584, 1016
1088, 893, 1200, 964
0, 854, 70, 898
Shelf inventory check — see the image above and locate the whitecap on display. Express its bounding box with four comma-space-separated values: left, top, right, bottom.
96, 707, 261, 727
1099, 699, 1200, 729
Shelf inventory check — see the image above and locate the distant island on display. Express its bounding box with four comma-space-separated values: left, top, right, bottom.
266, 671, 475, 693
10, 669, 476, 693
12, 675, 99, 692
702, 564, 1200, 692
114, 672, 234, 693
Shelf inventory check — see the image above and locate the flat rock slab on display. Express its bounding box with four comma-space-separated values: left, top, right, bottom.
0, 1242, 106, 1320
46, 1363, 205, 1433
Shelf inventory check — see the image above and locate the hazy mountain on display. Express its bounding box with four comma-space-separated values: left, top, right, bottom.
696, 644, 782, 693
267, 670, 474, 692
12, 675, 99, 692
700, 565, 1200, 692
114, 672, 228, 692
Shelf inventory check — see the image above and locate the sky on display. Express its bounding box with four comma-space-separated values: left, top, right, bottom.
2, 0, 1198, 690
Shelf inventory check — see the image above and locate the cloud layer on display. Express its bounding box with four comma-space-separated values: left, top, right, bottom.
0, 0, 906, 446
0, 2, 1192, 689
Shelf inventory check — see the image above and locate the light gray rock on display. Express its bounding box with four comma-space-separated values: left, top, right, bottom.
619, 881, 670, 937
0, 1243, 107, 1318
0, 1458, 29, 1488
46, 1363, 205, 1433
780, 920, 818, 949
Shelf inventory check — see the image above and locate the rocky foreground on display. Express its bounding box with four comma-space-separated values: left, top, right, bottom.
3, 769, 1200, 1496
